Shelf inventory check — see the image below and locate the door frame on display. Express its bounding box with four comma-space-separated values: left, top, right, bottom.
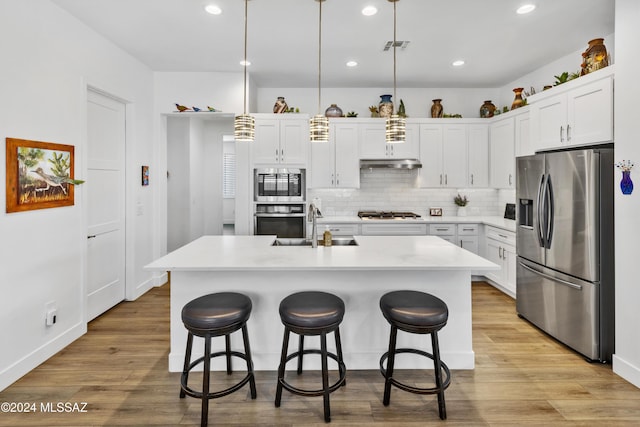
81, 83, 135, 322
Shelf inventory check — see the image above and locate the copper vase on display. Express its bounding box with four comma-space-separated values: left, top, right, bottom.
511, 88, 524, 110
431, 99, 443, 118
480, 100, 496, 118
583, 38, 608, 74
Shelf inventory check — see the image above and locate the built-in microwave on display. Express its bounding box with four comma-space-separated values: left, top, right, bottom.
254, 168, 306, 202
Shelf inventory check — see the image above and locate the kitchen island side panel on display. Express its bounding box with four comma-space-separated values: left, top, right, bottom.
169, 269, 474, 371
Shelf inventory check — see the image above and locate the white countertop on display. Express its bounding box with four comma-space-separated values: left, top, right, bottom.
317, 215, 516, 232
145, 235, 499, 272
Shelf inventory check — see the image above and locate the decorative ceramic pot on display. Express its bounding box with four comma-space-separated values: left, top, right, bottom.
584, 38, 608, 74
480, 100, 496, 118
431, 99, 443, 118
324, 104, 343, 117
620, 170, 634, 195
511, 88, 524, 110
273, 96, 288, 114
379, 94, 394, 118
457, 206, 467, 217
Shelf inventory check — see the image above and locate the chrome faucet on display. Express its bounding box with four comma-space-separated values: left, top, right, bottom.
308, 203, 319, 248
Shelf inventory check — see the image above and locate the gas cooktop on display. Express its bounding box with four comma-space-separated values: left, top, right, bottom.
357, 211, 422, 220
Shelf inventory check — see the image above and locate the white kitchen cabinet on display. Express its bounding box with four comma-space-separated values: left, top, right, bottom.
529, 71, 613, 152
515, 110, 532, 157
310, 122, 359, 188
489, 116, 515, 189
457, 223, 479, 254
362, 223, 427, 236
419, 124, 468, 188
467, 124, 489, 187
321, 223, 360, 236
252, 116, 308, 165
483, 226, 516, 297
428, 223, 457, 244
358, 121, 419, 159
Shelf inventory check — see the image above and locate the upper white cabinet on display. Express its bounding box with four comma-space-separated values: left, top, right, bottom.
529, 68, 613, 152
252, 116, 308, 165
489, 116, 515, 189
358, 121, 419, 159
419, 124, 468, 188
515, 111, 531, 157
310, 122, 359, 188
467, 124, 489, 187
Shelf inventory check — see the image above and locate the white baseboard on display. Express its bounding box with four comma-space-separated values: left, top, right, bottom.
613, 355, 640, 389
0, 322, 85, 392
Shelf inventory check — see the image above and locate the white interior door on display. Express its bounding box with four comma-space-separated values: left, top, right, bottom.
86, 90, 126, 321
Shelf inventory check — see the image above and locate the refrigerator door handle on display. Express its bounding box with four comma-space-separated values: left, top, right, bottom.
536, 174, 546, 248
545, 175, 555, 249
518, 261, 583, 290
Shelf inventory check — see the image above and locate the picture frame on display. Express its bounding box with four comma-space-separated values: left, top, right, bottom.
141, 165, 149, 186
5, 137, 77, 213
429, 207, 443, 217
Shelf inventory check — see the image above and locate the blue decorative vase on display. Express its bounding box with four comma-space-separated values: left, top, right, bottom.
620, 170, 634, 195
379, 94, 393, 118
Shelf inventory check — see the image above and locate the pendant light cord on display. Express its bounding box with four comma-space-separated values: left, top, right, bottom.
243, 0, 248, 115
317, 0, 323, 115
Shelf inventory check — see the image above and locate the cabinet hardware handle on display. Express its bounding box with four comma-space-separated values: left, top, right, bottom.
440, 174, 443, 185
460, 240, 463, 247
509, 174, 512, 186
560, 126, 565, 142
445, 174, 448, 185
87, 235, 97, 239
436, 228, 448, 231
281, 148, 284, 162
567, 124, 571, 141
463, 228, 474, 231
471, 174, 474, 185
499, 234, 508, 239
499, 246, 503, 259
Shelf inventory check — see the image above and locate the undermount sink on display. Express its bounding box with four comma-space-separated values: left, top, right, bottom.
271, 237, 358, 247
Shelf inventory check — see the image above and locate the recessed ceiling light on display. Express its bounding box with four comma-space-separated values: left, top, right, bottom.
240, 60, 251, 66
362, 6, 378, 16
346, 60, 358, 67
205, 4, 222, 15
516, 4, 536, 14
452, 60, 465, 67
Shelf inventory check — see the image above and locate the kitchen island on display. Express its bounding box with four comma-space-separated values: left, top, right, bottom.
145, 235, 498, 372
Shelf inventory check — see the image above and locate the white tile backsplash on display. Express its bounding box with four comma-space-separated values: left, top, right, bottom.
309, 169, 516, 217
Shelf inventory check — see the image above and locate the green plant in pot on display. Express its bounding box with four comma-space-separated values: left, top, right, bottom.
454, 193, 469, 216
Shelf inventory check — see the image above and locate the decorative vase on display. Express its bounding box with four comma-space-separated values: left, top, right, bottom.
584, 38, 609, 74
511, 88, 524, 110
378, 94, 394, 118
324, 104, 343, 118
620, 170, 634, 195
479, 100, 496, 118
273, 96, 288, 114
431, 99, 443, 118
457, 206, 467, 217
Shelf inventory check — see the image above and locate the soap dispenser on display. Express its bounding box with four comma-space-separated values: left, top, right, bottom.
323, 227, 332, 246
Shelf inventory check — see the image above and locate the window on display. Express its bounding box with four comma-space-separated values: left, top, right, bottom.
223, 152, 236, 198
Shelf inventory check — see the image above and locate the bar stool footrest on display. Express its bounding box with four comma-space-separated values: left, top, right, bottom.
279, 349, 346, 396
379, 348, 451, 395
181, 350, 255, 400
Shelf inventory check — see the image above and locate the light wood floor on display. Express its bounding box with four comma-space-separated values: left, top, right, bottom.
2, 282, 640, 426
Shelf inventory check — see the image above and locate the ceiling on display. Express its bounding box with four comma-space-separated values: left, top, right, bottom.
51, 0, 614, 88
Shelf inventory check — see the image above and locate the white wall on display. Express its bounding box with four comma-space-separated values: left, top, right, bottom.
612, 0, 640, 388
0, 0, 156, 390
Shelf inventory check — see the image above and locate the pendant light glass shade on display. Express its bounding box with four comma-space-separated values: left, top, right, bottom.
235, 0, 254, 141
309, 0, 329, 142
310, 114, 329, 142
386, 0, 405, 143
386, 114, 406, 143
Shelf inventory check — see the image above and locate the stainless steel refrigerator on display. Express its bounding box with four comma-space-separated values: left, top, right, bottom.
516, 145, 614, 362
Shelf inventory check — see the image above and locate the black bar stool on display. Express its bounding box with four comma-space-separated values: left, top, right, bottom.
275, 291, 347, 423
379, 290, 451, 420
180, 292, 257, 427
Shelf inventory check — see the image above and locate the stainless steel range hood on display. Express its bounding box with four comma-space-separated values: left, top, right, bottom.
359, 159, 422, 169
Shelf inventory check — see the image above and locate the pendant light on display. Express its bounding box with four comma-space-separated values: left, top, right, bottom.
386, 0, 405, 143
234, 0, 255, 141
309, 0, 329, 142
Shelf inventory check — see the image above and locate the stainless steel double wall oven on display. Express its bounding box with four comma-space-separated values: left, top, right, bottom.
253, 168, 306, 238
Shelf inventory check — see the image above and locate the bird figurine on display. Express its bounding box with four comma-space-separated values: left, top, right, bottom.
175, 103, 190, 112
192, 106, 201, 112
207, 106, 218, 112
30, 167, 85, 195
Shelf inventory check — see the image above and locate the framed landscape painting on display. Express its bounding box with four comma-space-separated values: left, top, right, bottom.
5, 138, 78, 213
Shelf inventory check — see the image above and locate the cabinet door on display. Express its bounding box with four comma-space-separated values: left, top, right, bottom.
489, 117, 515, 189
530, 94, 567, 151
280, 119, 308, 164
515, 112, 532, 157
358, 123, 386, 158
459, 236, 479, 254
252, 119, 280, 164
567, 77, 613, 146
418, 124, 444, 187
388, 123, 420, 158
468, 124, 489, 187
334, 123, 360, 188
310, 138, 334, 188
503, 244, 517, 295
442, 125, 468, 187
484, 238, 504, 284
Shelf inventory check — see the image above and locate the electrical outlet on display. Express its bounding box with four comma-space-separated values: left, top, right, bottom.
45, 301, 57, 327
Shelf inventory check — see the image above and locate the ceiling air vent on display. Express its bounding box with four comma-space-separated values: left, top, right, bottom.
383, 41, 410, 51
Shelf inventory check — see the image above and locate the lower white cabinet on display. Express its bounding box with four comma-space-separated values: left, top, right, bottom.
320, 223, 360, 236
483, 226, 516, 297
361, 223, 427, 236
457, 224, 479, 254
428, 223, 456, 244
